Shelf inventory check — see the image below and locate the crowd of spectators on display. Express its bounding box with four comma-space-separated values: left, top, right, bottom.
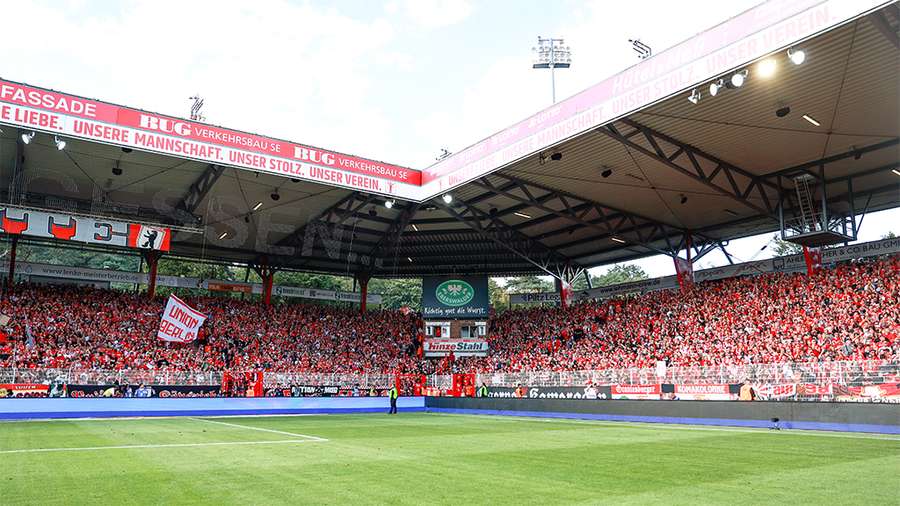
0, 256, 896, 377
459, 256, 899, 372
0, 287, 421, 374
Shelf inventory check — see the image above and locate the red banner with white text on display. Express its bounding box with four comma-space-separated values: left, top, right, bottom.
0, 80, 421, 198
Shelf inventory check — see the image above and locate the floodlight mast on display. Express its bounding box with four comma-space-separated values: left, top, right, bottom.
532, 36, 571, 104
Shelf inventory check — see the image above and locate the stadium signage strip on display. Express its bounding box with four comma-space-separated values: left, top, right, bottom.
420, 0, 891, 194
0, 206, 171, 251
0, 261, 382, 304
510, 237, 900, 304
0, 80, 421, 199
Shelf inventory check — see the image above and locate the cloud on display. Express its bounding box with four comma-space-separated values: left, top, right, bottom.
400, 0, 474, 29
2, 0, 404, 161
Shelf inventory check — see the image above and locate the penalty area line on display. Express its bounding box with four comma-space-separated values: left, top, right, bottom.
188, 417, 328, 442
0, 439, 322, 455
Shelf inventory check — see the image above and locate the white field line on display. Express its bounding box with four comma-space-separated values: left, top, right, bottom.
188, 417, 328, 442
0, 439, 321, 455
427, 412, 900, 441
0, 413, 323, 424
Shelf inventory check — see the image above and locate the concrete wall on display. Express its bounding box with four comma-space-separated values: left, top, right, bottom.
425, 397, 900, 434
0, 396, 426, 420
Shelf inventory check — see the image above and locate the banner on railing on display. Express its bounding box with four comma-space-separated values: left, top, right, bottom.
0, 261, 381, 304
423, 339, 489, 357
0, 383, 49, 397
487, 385, 611, 400
673, 384, 735, 401
66, 384, 221, 398
0, 206, 171, 251
610, 384, 661, 400
157, 295, 207, 343
756, 383, 797, 400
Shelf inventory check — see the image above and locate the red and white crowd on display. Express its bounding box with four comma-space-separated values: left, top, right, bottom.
0, 255, 897, 375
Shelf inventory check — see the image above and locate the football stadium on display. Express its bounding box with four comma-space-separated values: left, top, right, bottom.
1, 0, 899, 504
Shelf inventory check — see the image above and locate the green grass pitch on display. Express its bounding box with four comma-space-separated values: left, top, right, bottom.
2, 413, 898, 505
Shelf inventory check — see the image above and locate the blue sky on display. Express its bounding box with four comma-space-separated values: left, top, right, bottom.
4, 0, 897, 279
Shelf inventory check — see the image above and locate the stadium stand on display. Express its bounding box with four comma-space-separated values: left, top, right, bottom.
0, 255, 896, 382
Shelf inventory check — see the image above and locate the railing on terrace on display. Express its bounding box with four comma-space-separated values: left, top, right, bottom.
0, 368, 223, 386
473, 360, 899, 388
3, 360, 896, 389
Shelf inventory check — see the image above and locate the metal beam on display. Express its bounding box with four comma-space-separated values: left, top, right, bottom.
477, 173, 683, 256
598, 118, 779, 217
868, 10, 900, 50
175, 164, 225, 223
367, 202, 422, 270
435, 198, 575, 279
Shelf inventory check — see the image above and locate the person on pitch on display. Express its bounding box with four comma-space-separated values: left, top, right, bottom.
388, 384, 399, 414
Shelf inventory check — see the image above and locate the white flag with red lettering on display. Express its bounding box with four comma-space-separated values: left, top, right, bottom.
157, 295, 207, 343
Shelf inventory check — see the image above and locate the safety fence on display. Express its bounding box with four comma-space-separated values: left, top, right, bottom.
2, 360, 897, 402
474, 360, 898, 388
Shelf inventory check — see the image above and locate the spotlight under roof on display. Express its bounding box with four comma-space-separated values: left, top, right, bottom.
757, 58, 777, 78
687, 89, 701, 105
729, 70, 748, 88
20, 131, 35, 144
441, 194, 453, 204
788, 48, 806, 65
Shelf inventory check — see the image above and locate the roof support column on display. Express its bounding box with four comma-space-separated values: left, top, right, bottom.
6, 236, 18, 291
356, 272, 371, 314
252, 260, 277, 306
143, 250, 162, 299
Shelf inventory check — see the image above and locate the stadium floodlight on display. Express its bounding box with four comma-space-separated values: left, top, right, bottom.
513, 212, 532, 219
54, 136, 66, 150
20, 131, 35, 144
532, 36, 571, 103
687, 89, 701, 105
891, 168, 900, 177
788, 48, 806, 65
442, 193, 453, 204
708, 79, 724, 97
385, 199, 394, 209
757, 58, 777, 78
729, 70, 748, 88
411, 223, 419, 231
407, 256, 413, 263
802, 114, 820, 127
218, 231, 228, 240
611, 237, 626, 244
252, 201, 263, 211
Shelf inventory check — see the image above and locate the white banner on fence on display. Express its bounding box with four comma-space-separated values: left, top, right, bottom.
0, 262, 381, 304
157, 295, 207, 343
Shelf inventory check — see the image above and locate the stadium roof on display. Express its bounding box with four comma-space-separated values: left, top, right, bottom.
1, 0, 898, 278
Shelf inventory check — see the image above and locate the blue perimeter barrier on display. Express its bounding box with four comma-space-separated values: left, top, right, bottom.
424, 407, 900, 434
0, 397, 426, 420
